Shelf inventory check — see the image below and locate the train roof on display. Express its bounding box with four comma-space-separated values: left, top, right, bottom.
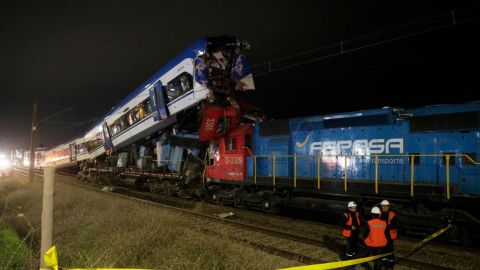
407, 100, 480, 116
84, 38, 209, 133
260, 102, 480, 133
44, 133, 85, 151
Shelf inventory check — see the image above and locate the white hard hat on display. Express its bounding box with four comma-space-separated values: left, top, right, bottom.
380, 200, 390, 206
371, 206, 381, 214
348, 201, 357, 208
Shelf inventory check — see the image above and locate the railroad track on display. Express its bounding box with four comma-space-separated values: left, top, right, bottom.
13, 166, 475, 269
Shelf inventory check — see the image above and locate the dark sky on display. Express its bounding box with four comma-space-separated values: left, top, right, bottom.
1, 0, 479, 154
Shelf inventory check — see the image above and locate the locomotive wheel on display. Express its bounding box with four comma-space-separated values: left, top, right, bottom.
164, 182, 174, 196
212, 193, 224, 206
178, 188, 185, 198
262, 200, 270, 210
460, 228, 473, 246
234, 196, 242, 207
271, 204, 283, 215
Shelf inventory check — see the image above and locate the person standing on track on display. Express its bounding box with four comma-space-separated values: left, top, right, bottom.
340, 201, 362, 260
350, 206, 387, 270
379, 200, 397, 268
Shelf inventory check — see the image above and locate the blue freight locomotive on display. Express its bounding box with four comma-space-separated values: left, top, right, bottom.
204, 101, 480, 244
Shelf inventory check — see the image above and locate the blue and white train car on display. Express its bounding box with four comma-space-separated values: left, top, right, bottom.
45, 135, 88, 168
86, 36, 254, 160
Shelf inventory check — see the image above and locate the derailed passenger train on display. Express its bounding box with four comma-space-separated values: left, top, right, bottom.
41, 35, 257, 171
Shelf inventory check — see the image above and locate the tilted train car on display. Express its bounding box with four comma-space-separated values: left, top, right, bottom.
203, 102, 480, 244
82, 35, 255, 165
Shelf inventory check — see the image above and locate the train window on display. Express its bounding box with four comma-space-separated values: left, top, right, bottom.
86, 132, 103, 152
143, 99, 152, 116
150, 93, 156, 108
229, 137, 237, 151
215, 117, 231, 133
462, 153, 476, 165
118, 118, 127, 131
442, 152, 455, 165
132, 107, 142, 123
115, 98, 152, 132
408, 153, 420, 165
163, 72, 193, 102
109, 123, 118, 137
245, 135, 252, 149
77, 143, 87, 155
129, 111, 136, 125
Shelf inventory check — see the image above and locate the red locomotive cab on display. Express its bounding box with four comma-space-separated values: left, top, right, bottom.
199, 105, 239, 142
206, 124, 254, 182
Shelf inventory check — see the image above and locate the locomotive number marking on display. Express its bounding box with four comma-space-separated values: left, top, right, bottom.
225, 157, 242, 165
205, 118, 215, 131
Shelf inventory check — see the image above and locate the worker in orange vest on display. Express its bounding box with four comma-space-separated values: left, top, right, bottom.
379, 200, 397, 268
340, 201, 363, 259
350, 206, 387, 270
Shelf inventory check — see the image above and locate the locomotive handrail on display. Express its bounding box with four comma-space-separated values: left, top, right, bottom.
251, 154, 479, 200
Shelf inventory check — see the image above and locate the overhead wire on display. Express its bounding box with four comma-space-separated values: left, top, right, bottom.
250, 4, 479, 75
248, 3, 479, 60
184, 4, 479, 93
0, 116, 103, 146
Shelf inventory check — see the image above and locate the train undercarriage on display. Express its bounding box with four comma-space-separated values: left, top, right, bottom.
77, 155, 480, 246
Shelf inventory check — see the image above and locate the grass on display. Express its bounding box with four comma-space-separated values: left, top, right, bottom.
0, 176, 303, 270
0, 221, 30, 270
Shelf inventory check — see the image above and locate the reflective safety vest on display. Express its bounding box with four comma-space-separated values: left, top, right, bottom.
380, 211, 398, 240
364, 219, 387, 247
343, 212, 361, 237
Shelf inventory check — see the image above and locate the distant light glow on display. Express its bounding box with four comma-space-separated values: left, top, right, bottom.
0, 159, 11, 169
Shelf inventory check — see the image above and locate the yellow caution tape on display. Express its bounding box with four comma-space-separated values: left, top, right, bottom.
412, 224, 451, 248
278, 223, 452, 270
43, 246, 58, 270
279, 252, 393, 270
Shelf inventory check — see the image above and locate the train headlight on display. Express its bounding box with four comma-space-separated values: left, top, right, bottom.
0, 159, 11, 169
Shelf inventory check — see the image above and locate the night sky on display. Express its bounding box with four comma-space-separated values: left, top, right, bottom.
1, 0, 479, 154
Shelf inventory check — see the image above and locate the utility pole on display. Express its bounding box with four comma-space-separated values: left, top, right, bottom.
40, 166, 55, 269
29, 101, 38, 183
